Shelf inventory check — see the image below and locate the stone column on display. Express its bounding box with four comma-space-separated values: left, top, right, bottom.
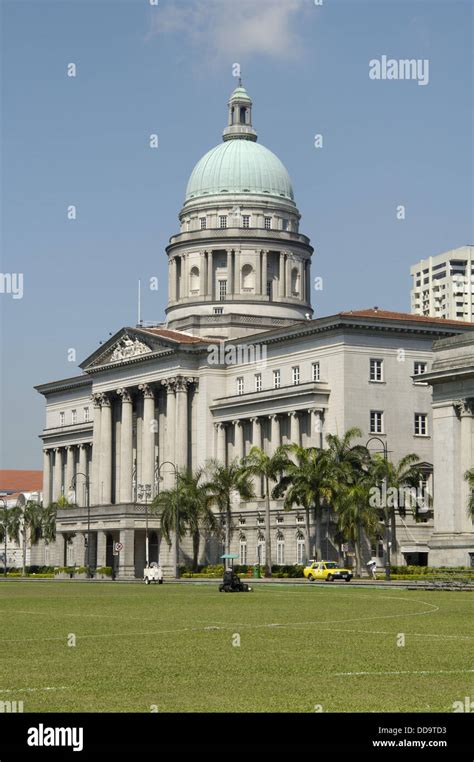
261, 250, 268, 295
163, 380, 176, 488
215, 422, 227, 464
175, 377, 189, 471
289, 411, 301, 446
139, 384, 156, 491
305, 259, 311, 303
42, 449, 51, 506
250, 417, 262, 496
119, 528, 135, 579
457, 400, 474, 532
207, 251, 213, 298
53, 448, 63, 502
91, 394, 102, 506
233, 420, 244, 461
268, 414, 280, 455
77, 445, 88, 507
96, 530, 107, 568
227, 249, 233, 295
308, 408, 324, 448
169, 258, 177, 301
99, 393, 112, 505
286, 255, 292, 298
279, 252, 286, 298
255, 250, 261, 294
117, 388, 133, 503
65, 446, 75, 502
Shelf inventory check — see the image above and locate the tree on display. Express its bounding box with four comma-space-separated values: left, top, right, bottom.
205, 459, 254, 559
0, 504, 16, 573
335, 480, 379, 576
463, 468, 474, 520
242, 446, 288, 576
151, 479, 187, 568
369, 452, 423, 556
273, 444, 329, 564
9, 500, 43, 576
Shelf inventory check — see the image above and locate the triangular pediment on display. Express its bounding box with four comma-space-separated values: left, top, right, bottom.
80, 328, 177, 371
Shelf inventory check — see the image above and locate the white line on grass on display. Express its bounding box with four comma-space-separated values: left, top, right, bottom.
0, 686, 70, 693
329, 669, 474, 677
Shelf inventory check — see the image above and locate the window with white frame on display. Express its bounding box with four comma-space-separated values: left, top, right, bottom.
59, 411, 65, 426
273, 369, 281, 389
255, 373, 262, 392
219, 280, 227, 301
370, 358, 383, 382
242, 215, 250, 229
83, 407, 90, 422
276, 515, 284, 524
213, 307, 223, 315
296, 533, 305, 564
256, 534, 265, 564
292, 366, 300, 385
71, 410, 77, 425
237, 377, 244, 395
276, 532, 285, 565
239, 517, 246, 526
219, 215, 227, 229
200, 217, 207, 230
257, 516, 265, 525
296, 514, 304, 524
264, 216, 272, 230
282, 219, 289, 231
312, 362, 320, 382
239, 536, 248, 565
414, 361, 427, 377
370, 410, 384, 434
414, 413, 428, 436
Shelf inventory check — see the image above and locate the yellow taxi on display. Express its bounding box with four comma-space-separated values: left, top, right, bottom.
303, 560, 352, 582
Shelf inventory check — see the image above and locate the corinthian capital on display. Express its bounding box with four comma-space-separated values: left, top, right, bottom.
91, 393, 102, 407
116, 387, 132, 403
138, 384, 154, 399
454, 398, 474, 417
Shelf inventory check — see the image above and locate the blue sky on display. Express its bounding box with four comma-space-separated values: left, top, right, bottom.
1, 0, 472, 468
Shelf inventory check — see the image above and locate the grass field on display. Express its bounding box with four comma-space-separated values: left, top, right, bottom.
0, 581, 472, 713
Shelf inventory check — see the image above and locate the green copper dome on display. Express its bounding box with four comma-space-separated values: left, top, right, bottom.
185, 140, 294, 202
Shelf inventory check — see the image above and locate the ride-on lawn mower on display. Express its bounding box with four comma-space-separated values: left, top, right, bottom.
219, 553, 252, 592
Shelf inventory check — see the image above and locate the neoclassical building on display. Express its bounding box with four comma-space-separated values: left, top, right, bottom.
34, 84, 474, 577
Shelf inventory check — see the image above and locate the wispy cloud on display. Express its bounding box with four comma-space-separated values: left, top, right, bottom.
147, 0, 308, 66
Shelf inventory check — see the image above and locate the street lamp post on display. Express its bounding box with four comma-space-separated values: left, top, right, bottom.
366, 436, 390, 581
137, 484, 152, 566
0, 498, 7, 577
70, 473, 91, 578
157, 461, 179, 579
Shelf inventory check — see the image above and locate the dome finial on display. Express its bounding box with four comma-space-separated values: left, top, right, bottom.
223, 81, 257, 142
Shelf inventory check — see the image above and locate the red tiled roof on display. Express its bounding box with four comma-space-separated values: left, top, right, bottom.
139, 328, 205, 344
339, 309, 474, 328
0, 470, 43, 492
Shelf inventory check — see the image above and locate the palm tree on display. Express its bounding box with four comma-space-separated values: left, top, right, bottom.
176, 468, 218, 571
369, 452, 423, 555
205, 459, 255, 559
464, 468, 474, 520
9, 500, 43, 576
242, 446, 289, 576
336, 479, 379, 576
273, 444, 329, 564
0, 504, 15, 573
151, 477, 187, 570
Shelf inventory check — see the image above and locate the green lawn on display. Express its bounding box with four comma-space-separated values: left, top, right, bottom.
0, 581, 472, 713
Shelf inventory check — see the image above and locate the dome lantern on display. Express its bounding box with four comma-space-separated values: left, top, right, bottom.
223, 80, 257, 143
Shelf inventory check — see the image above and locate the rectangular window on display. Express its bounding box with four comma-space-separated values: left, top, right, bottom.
242, 215, 250, 229
200, 217, 207, 230
266, 281, 272, 298
414, 413, 428, 436
292, 366, 300, 385
213, 307, 223, 315
414, 361, 427, 376
296, 539, 304, 565
219, 280, 227, 301
264, 216, 272, 230
59, 412, 65, 427
219, 215, 227, 229
370, 358, 383, 382
255, 373, 262, 392
237, 377, 244, 395
370, 410, 384, 434
239, 542, 247, 565
282, 219, 289, 231
312, 362, 320, 382
273, 369, 281, 389
83, 407, 90, 422
71, 410, 77, 425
